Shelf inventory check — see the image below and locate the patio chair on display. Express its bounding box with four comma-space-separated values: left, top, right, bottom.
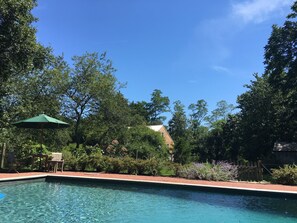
48, 152, 64, 172
7, 151, 19, 173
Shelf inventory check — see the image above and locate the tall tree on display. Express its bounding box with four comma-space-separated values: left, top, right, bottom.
188, 99, 208, 127
147, 89, 170, 124
264, 1, 297, 141
205, 120, 225, 161
62, 52, 118, 148
129, 101, 150, 125
206, 100, 234, 126
237, 74, 278, 160
188, 99, 209, 161
0, 0, 50, 131
0, 0, 49, 83
86, 92, 133, 147
168, 101, 188, 140
230, 2, 297, 161
168, 101, 191, 164
222, 114, 242, 161
4, 55, 70, 150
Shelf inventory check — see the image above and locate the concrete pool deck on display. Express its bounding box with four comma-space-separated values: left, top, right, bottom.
0, 171, 297, 194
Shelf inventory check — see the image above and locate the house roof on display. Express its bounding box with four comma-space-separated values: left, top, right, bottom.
273, 142, 297, 152
147, 125, 163, 131
147, 125, 174, 146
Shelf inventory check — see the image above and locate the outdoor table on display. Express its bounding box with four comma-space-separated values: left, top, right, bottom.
31, 154, 48, 171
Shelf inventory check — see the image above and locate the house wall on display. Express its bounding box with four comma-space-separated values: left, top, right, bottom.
275, 152, 297, 164
158, 126, 174, 150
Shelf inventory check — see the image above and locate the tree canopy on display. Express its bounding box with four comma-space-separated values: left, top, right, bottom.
1, 0, 297, 166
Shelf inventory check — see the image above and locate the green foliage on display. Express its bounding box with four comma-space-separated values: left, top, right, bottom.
222, 114, 242, 161
0, 0, 49, 85
229, 2, 297, 160
142, 158, 159, 176
147, 89, 170, 124
18, 142, 47, 167
190, 126, 208, 161
62, 52, 119, 148
272, 165, 297, 185
105, 140, 128, 157
124, 126, 168, 160
204, 120, 225, 161
263, 2, 297, 143
189, 99, 208, 127
237, 74, 277, 160
103, 157, 124, 173
61, 150, 78, 171
3, 0, 297, 174
173, 138, 192, 164
206, 100, 234, 127
88, 152, 103, 171
74, 155, 162, 175
168, 101, 192, 164
168, 101, 188, 140
77, 154, 90, 171
0, 0, 56, 148
61, 144, 102, 171
122, 157, 138, 174
6, 56, 71, 150
129, 101, 150, 125
87, 92, 133, 147
159, 161, 181, 176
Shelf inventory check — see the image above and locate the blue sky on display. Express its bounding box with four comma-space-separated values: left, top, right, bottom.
33, 0, 294, 117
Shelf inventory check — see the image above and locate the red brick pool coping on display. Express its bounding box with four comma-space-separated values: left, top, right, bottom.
0, 171, 296, 193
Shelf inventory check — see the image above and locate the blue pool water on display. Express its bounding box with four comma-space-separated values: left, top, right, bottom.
0, 181, 296, 223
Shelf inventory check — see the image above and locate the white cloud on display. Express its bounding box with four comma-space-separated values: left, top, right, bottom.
175, 0, 294, 79
232, 0, 293, 24
187, 80, 197, 84
212, 65, 230, 73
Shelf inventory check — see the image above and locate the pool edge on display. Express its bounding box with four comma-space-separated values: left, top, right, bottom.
46, 174, 297, 198
1, 174, 297, 198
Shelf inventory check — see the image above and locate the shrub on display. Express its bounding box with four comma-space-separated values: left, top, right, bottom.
93, 156, 164, 175
214, 161, 238, 181
101, 157, 124, 173
62, 150, 78, 171
177, 162, 238, 181
109, 157, 124, 173
60, 152, 177, 177
178, 163, 212, 180
77, 154, 90, 171
159, 161, 181, 176
272, 165, 297, 185
89, 152, 103, 171
135, 159, 146, 175
122, 157, 138, 174
143, 158, 160, 176
95, 156, 109, 172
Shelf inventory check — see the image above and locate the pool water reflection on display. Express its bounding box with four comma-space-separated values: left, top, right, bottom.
0, 181, 296, 223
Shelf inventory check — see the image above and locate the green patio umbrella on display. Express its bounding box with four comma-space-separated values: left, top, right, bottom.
12, 114, 69, 170
12, 114, 69, 129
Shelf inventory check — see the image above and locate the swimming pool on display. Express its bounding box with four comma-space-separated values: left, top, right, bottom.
0, 178, 296, 223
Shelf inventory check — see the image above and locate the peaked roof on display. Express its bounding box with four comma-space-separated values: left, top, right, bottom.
147, 125, 163, 131
273, 142, 297, 152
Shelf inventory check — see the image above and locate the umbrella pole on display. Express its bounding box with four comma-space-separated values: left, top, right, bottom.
39, 128, 44, 170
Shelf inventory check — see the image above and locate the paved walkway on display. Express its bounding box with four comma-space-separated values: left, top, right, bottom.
0, 171, 296, 193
